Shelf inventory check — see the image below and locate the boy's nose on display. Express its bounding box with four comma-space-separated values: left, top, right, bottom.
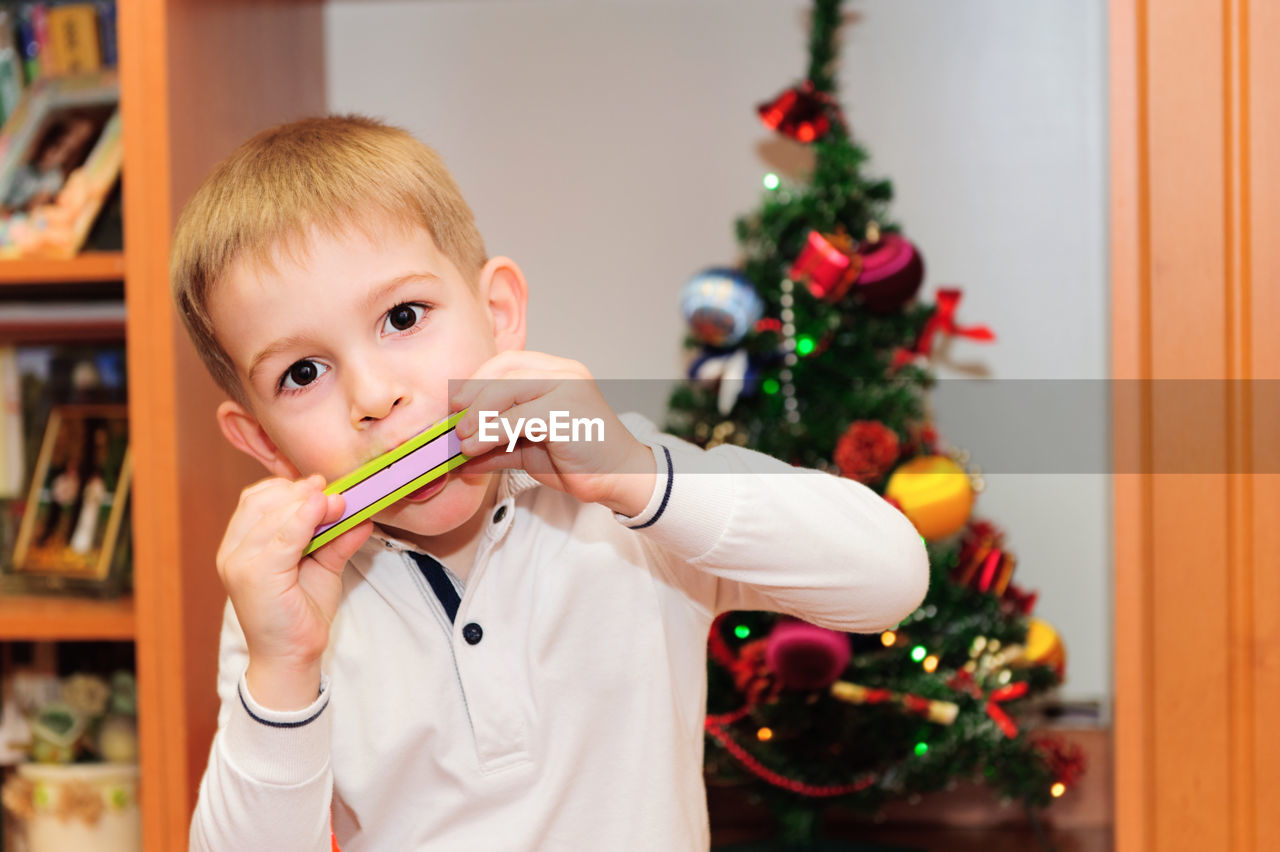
349, 370, 411, 427
358, 395, 403, 425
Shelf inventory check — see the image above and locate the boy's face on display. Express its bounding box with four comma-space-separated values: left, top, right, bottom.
210, 217, 527, 540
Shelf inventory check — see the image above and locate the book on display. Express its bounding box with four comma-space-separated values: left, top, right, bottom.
0, 344, 22, 498
14, 3, 41, 82
0, 10, 24, 122
30, 3, 51, 78
94, 0, 114, 68
45, 4, 99, 75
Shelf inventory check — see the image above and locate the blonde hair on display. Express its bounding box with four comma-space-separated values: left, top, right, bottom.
170, 114, 488, 403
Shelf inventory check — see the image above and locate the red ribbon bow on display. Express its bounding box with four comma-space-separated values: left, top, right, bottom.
892, 288, 995, 370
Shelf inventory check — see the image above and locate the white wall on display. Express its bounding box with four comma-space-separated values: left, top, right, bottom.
324, 0, 1111, 709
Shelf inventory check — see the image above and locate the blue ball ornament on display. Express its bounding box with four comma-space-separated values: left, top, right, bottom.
680, 268, 764, 348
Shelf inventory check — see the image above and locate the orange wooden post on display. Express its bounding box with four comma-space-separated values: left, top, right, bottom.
118, 1, 325, 848
1111, 0, 1280, 849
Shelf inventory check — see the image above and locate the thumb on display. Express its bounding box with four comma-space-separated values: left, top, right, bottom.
307, 520, 374, 576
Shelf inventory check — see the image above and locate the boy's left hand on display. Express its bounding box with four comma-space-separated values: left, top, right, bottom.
449, 351, 656, 517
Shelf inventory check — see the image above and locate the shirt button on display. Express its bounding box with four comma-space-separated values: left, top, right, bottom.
462, 622, 483, 645
492, 504, 507, 524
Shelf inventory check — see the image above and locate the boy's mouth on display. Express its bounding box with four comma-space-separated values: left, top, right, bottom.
402, 473, 449, 503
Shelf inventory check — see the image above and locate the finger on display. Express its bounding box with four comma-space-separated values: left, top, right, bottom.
457, 443, 526, 474
455, 371, 562, 439
462, 440, 567, 490
447, 351, 527, 412
306, 519, 374, 576
458, 397, 597, 458
219, 475, 323, 565
221, 478, 296, 550
232, 486, 329, 570
242, 475, 290, 501
220, 495, 322, 590
321, 492, 347, 526
449, 352, 583, 412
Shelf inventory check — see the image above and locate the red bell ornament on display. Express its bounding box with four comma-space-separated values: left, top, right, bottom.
757, 80, 837, 144
854, 233, 924, 314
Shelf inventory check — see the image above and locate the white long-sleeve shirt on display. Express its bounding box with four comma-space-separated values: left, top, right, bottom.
189, 413, 929, 851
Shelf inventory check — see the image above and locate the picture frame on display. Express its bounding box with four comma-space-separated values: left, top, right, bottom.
0, 344, 128, 592
0, 70, 120, 259
7, 405, 130, 596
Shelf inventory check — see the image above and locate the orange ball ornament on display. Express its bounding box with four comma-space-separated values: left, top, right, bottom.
884, 455, 975, 540
1024, 617, 1066, 680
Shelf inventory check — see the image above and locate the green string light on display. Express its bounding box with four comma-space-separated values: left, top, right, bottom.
795, 335, 815, 356
911, 645, 927, 662
914, 742, 929, 756
763, 172, 780, 190
734, 624, 751, 639
762, 378, 780, 395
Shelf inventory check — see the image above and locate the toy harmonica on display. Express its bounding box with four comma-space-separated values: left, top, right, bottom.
304, 410, 471, 555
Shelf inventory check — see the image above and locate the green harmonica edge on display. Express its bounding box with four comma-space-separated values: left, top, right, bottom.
304, 451, 470, 556
303, 409, 471, 556
322, 409, 468, 496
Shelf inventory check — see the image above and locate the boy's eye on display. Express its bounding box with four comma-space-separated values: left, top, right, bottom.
280, 359, 328, 391
382, 302, 428, 334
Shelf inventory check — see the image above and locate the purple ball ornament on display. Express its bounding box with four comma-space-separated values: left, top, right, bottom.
765, 619, 852, 691
854, 232, 925, 314
680, 268, 764, 348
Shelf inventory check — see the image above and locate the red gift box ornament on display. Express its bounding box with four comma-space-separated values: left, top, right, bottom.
788, 229, 863, 301
954, 520, 1018, 597
757, 80, 840, 144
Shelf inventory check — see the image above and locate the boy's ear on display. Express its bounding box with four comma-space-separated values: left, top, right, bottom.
478, 256, 528, 352
216, 400, 302, 480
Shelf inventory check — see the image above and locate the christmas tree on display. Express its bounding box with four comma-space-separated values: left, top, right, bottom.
665, 0, 1085, 843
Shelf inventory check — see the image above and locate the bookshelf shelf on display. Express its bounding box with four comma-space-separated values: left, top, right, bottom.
0, 251, 125, 285
0, 593, 134, 640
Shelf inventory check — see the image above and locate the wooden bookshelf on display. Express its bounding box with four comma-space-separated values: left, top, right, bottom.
0, 594, 134, 640
0, 3, 325, 850
0, 251, 125, 284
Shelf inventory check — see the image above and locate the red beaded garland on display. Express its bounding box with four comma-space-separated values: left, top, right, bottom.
705, 722, 878, 797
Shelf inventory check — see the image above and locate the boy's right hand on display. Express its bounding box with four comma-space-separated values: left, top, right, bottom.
217, 474, 372, 711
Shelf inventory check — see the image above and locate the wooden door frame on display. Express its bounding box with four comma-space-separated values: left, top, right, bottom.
1110, 1, 1278, 849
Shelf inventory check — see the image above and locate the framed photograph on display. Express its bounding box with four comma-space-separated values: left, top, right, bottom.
8, 405, 130, 593
0, 70, 120, 259
0, 345, 127, 589
9, 343, 126, 492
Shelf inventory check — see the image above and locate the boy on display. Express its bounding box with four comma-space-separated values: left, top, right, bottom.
175, 115, 929, 851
